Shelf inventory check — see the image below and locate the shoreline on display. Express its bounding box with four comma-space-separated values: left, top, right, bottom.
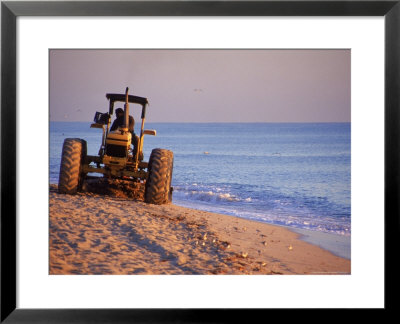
49, 184, 351, 275
290, 227, 350, 260
173, 200, 351, 260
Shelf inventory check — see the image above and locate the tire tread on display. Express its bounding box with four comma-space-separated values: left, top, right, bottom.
58, 138, 86, 194
145, 148, 174, 204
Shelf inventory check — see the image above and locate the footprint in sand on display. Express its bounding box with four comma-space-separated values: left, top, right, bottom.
77, 231, 86, 242
100, 244, 111, 252
91, 239, 101, 247
68, 242, 78, 249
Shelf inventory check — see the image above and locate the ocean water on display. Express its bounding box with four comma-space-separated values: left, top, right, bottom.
50, 122, 351, 236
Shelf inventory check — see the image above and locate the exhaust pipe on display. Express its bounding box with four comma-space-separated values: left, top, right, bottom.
124, 87, 129, 130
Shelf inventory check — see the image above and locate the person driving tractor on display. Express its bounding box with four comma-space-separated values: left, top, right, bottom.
111, 108, 140, 160
111, 107, 134, 132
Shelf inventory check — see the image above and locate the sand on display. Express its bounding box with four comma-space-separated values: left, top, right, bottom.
49, 182, 350, 275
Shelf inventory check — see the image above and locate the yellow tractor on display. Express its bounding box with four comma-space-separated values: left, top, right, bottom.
58, 87, 174, 204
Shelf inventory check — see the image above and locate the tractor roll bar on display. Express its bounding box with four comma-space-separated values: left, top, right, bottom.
106, 93, 148, 106
106, 92, 148, 119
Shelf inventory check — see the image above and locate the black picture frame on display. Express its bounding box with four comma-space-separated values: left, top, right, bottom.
1, 0, 398, 322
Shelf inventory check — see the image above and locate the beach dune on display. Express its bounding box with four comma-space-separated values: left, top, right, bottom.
49, 182, 350, 275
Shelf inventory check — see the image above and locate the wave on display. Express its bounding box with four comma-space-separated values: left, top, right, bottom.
173, 185, 252, 204
172, 183, 350, 236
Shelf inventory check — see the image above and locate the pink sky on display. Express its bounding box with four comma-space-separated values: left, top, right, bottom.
50, 49, 350, 123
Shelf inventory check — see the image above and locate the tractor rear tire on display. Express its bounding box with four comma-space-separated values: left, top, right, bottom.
145, 148, 174, 205
58, 138, 87, 194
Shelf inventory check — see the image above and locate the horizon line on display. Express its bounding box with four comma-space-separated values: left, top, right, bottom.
50, 120, 351, 124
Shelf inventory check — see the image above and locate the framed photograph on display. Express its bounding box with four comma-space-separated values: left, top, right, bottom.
1, 0, 398, 321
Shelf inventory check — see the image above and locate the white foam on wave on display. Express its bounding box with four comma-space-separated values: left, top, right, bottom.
174, 190, 351, 236
176, 189, 241, 203
173, 184, 255, 205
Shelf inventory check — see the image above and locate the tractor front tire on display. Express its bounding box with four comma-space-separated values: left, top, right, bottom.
58, 138, 87, 194
145, 148, 174, 205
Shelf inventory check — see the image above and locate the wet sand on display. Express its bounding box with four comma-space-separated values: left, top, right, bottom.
49, 183, 350, 275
